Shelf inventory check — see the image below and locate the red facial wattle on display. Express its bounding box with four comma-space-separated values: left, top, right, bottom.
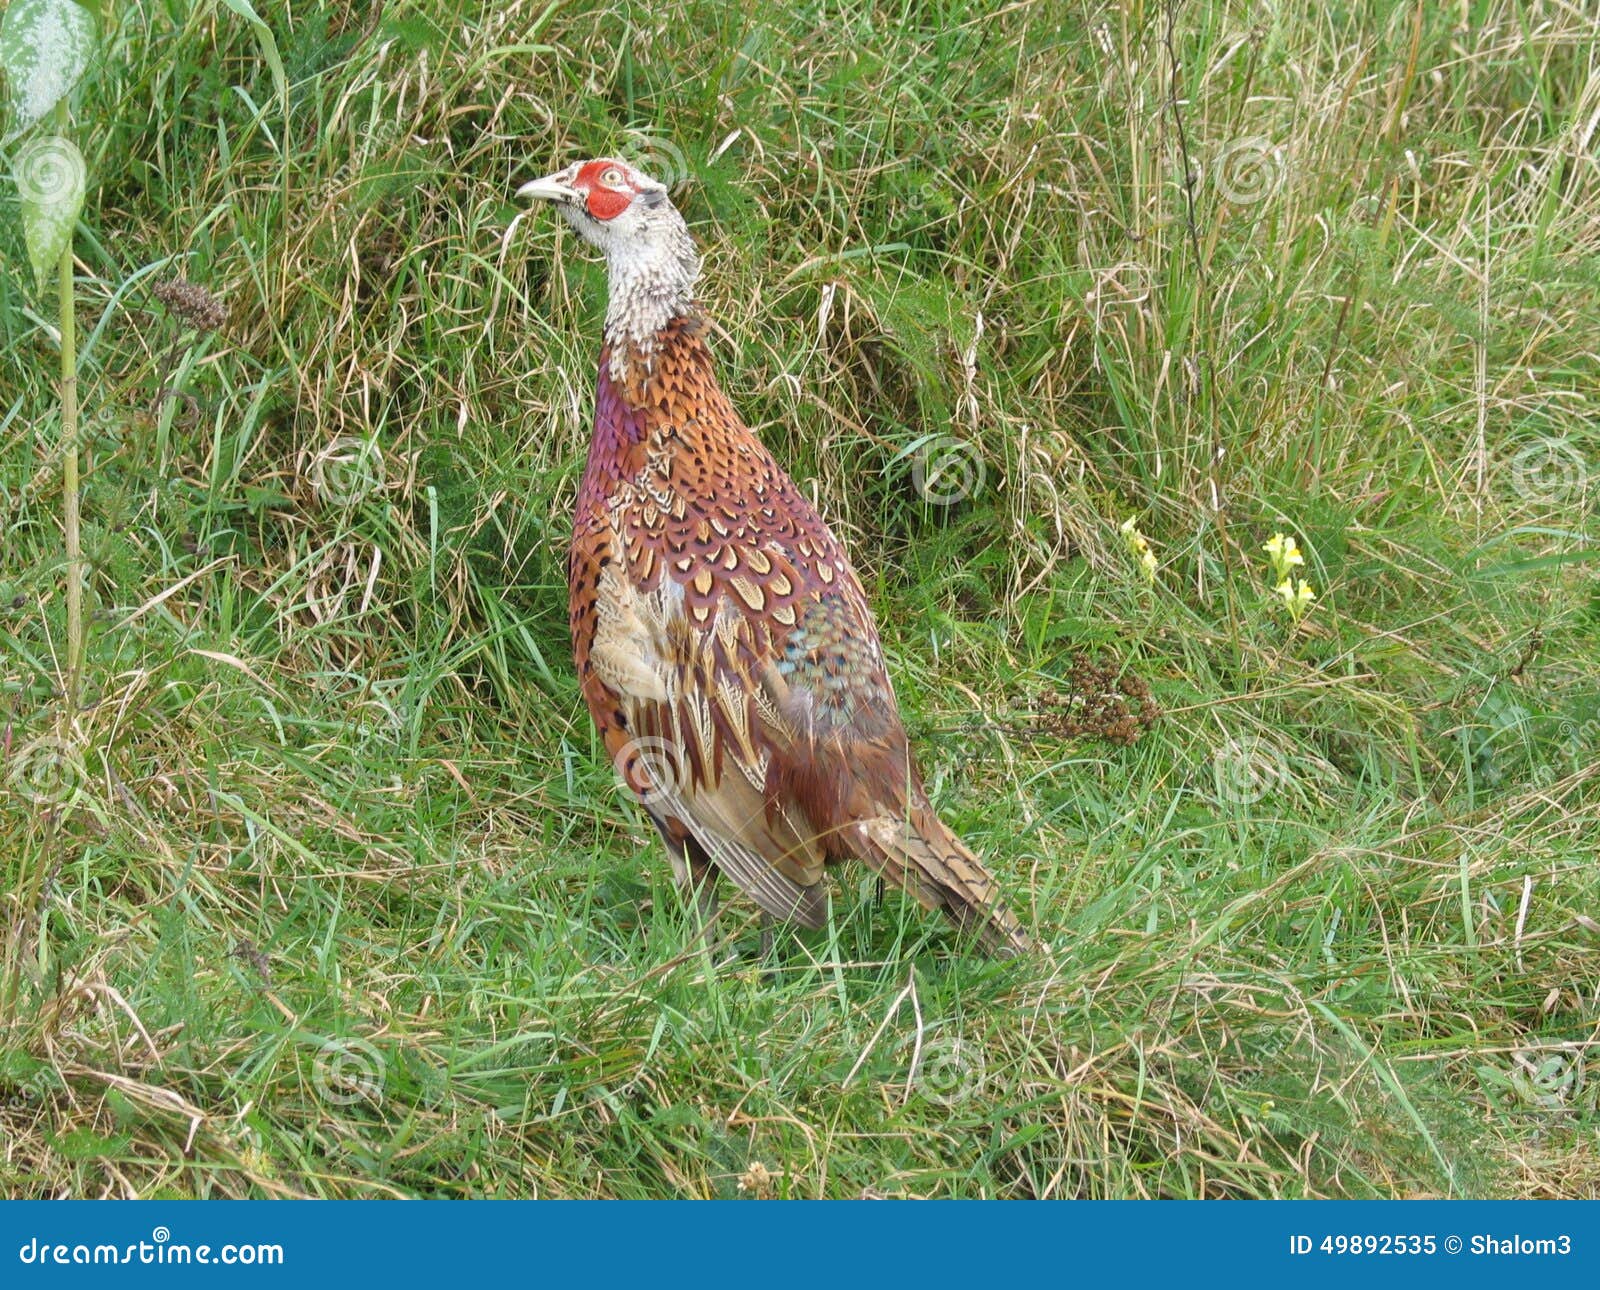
574, 160, 632, 221
585, 186, 631, 221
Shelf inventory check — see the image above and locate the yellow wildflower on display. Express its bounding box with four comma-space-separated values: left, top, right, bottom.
1274, 577, 1316, 621
1263, 532, 1305, 582
1121, 516, 1158, 585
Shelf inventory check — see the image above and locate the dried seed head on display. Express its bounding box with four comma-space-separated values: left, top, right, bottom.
152, 278, 227, 332
1036, 654, 1161, 746
737, 1161, 778, 1198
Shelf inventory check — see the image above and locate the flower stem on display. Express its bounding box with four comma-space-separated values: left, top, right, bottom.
56, 102, 82, 716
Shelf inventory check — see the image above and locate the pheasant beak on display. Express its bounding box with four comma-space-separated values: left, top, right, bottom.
516, 171, 582, 205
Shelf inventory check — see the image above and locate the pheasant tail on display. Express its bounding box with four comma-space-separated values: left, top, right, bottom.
852, 800, 1032, 957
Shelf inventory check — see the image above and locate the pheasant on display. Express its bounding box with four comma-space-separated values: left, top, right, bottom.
518, 157, 1031, 956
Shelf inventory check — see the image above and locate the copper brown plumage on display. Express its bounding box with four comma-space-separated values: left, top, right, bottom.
519, 157, 1031, 955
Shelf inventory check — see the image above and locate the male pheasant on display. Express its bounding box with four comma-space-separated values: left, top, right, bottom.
518, 157, 1031, 956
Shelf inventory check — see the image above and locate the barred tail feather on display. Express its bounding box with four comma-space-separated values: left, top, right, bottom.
853, 805, 1032, 957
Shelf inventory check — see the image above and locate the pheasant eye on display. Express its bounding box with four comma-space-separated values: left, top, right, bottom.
600, 167, 626, 187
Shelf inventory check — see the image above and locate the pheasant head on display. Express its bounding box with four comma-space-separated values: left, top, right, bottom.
519, 158, 701, 376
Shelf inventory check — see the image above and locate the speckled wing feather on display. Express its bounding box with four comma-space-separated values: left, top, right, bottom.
568, 317, 1029, 953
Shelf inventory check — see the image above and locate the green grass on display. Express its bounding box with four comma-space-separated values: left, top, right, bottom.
2, 0, 1597, 1198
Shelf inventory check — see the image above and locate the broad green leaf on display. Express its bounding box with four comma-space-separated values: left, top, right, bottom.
0, 1048, 48, 1084
46, 1126, 131, 1160
0, 0, 97, 140
1472, 548, 1600, 578
217, 0, 288, 118
13, 133, 85, 290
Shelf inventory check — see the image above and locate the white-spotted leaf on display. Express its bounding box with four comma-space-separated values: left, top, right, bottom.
0, 0, 97, 140
14, 134, 84, 289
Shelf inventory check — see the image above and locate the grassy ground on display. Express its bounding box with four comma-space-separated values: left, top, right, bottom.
2, 0, 1597, 1198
